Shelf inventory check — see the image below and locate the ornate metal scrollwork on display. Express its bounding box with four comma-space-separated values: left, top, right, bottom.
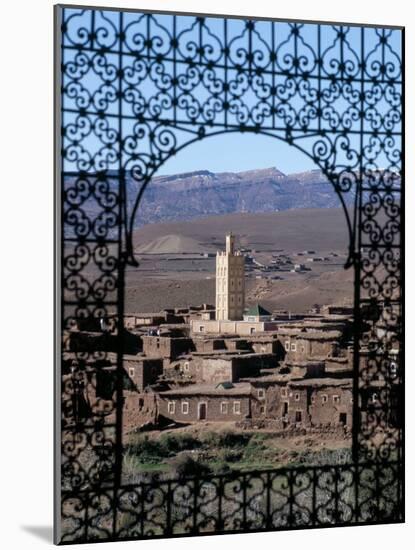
57, 5, 403, 544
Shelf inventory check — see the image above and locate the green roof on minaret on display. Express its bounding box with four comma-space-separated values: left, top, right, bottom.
245, 304, 272, 316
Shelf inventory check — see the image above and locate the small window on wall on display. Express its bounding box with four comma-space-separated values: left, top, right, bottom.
233, 401, 241, 414
221, 402, 228, 414
250, 327, 256, 334
294, 392, 300, 401
322, 394, 328, 404
258, 389, 265, 399
291, 343, 297, 352
182, 402, 189, 414
168, 401, 175, 414
199, 325, 205, 332
128, 367, 135, 377
333, 395, 340, 404
285, 341, 290, 351
184, 362, 189, 372
281, 388, 288, 398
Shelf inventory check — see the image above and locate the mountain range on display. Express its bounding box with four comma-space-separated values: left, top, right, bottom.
127, 167, 354, 227
67, 167, 399, 230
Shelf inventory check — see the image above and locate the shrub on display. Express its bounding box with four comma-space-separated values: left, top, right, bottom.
171, 454, 212, 479
160, 433, 201, 454
221, 449, 243, 463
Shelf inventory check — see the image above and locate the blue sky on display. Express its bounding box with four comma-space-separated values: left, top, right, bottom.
62, 8, 402, 176
156, 132, 317, 175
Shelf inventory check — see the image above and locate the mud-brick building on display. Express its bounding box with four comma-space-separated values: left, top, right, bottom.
234, 374, 289, 425
123, 391, 158, 433
250, 336, 285, 358
124, 313, 165, 329
247, 378, 310, 428
124, 310, 187, 329
90, 355, 163, 433
198, 353, 276, 384
81, 352, 163, 394
224, 338, 252, 352
122, 355, 163, 392
193, 337, 227, 353
142, 335, 194, 359
192, 336, 253, 354
284, 359, 326, 379
157, 382, 252, 423
248, 379, 288, 421
281, 330, 343, 361
241, 374, 353, 431
290, 378, 353, 430
162, 354, 196, 381
189, 304, 216, 321
191, 318, 279, 335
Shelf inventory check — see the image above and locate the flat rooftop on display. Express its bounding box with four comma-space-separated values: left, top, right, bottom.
289, 377, 353, 388
159, 382, 253, 396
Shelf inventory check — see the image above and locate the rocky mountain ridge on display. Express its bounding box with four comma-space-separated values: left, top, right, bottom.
126, 167, 353, 227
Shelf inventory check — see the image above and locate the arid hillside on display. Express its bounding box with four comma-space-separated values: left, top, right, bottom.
132, 207, 351, 255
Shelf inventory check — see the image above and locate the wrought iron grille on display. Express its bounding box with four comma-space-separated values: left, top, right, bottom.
55, 5, 403, 544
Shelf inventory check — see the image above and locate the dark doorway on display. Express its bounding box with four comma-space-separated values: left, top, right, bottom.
198, 402, 207, 420
339, 413, 347, 426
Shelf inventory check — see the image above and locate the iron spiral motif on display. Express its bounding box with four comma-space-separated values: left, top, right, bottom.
57, 6, 403, 543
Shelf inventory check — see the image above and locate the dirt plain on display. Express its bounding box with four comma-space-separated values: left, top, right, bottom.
125, 207, 354, 313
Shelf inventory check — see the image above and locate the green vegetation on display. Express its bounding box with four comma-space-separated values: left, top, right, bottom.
123, 430, 352, 480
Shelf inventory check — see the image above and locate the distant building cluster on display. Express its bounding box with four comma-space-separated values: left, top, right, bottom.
63, 234, 400, 438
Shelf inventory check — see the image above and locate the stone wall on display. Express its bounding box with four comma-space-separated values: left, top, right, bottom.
123, 391, 158, 433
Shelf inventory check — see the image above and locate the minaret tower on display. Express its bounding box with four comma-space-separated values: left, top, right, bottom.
215, 233, 245, 320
